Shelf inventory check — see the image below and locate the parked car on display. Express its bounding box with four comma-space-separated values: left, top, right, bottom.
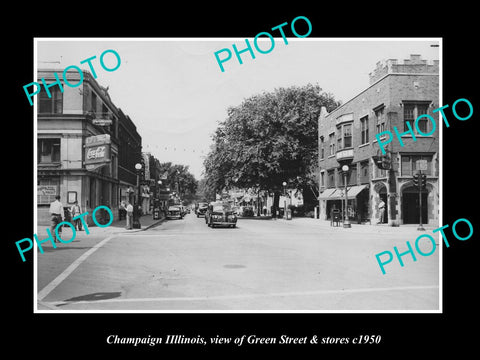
205, 202, 237, 228
166, 205, 183, 219
196, 202, 208, 217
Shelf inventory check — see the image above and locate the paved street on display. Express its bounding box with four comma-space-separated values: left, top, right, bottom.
37, 214, 439, 311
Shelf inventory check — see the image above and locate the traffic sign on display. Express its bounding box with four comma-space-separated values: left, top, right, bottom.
416, 159, 428, 171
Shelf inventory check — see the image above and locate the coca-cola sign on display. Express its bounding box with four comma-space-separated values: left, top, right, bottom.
87, 146, 106, 160
85, 135, 111, 166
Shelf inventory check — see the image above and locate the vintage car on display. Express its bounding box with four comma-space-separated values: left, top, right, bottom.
166, 205, 183, 219
205, 202, 237, 228
196, 202, 208, 217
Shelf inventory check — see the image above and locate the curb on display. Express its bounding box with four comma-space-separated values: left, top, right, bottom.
112, 217, 166, 234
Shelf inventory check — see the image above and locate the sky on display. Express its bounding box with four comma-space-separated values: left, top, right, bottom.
36, 38, 440, 179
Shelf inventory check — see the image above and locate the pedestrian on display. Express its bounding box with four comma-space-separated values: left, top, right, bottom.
378, 199, 386, 224
49, 195, 64, 243
263, 205, 267, 216
126, 201, 134, 229
70, 200, 83, 231
119, 200, 126, 220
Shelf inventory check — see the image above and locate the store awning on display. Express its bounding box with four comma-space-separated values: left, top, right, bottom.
319, 185, 368, 200
318, 188, 338, 199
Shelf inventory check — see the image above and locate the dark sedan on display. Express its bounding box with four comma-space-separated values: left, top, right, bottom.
205, 202, 237, 228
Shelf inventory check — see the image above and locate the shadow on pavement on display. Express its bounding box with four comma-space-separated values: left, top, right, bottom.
57, 292, 122, 306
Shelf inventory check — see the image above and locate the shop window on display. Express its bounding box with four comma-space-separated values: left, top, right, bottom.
37, 178, 59, 205
38, 138, 60, 163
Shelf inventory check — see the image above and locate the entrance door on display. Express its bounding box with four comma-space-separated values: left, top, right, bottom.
402, 189, 428, 224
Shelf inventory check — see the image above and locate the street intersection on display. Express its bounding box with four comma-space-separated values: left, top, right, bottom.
36, 213, 439, 311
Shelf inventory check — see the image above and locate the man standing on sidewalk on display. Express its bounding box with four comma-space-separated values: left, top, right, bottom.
126, 201, 134, 230
70, 201, 83, 231
49, 195, 64, 243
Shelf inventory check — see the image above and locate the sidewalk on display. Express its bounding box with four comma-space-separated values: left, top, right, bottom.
35, 213, 166, 239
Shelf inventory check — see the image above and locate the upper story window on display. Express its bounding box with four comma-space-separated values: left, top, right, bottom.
401, 154, 433, 176
91, 91, 98, 113
374, 105, 385, 134
38, 138, 60, 163
39, 87, 63, 114
360, 161, 369, 184
327, 169, 335, 188
337, 123, 352, 150
403, 101, 431, 134
319, 136, 325, 160
360, 116, 369, 145
329, 133, 336, 156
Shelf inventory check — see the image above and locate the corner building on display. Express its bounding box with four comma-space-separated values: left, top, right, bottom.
37, 68, 142, 225
318, 54, 439, 226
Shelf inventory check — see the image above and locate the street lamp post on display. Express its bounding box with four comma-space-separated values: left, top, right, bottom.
133, 163, 142, 228
341, 165, 351, 228
282, 181, 287, 219
154, 180, 162, 220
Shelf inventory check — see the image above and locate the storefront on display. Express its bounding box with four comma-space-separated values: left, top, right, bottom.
319, 185, 369, 223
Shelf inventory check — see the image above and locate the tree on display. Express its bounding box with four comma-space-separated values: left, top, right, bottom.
158, 162, 198, 203
203, 83, 340, 209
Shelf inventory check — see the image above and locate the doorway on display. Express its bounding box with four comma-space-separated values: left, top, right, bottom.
402, 186, 428, 224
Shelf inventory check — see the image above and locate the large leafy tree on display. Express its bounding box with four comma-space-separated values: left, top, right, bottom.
203, 83, 340, 208
158, 162, 198, 202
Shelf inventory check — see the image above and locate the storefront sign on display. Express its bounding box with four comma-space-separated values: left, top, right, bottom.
37, 185, 57, 195
143, 153, 150, 180
85, 134, 111, 167
92, 118, 113, 126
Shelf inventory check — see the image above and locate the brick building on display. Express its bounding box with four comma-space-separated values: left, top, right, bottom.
317, 54, 439, 226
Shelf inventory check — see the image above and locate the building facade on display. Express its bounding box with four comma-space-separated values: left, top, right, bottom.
318, 54, 439, 226
117, 108, 142, 207
37, 68, 141, 225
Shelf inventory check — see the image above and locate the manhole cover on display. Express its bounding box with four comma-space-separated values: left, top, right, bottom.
223, 264, 246, 269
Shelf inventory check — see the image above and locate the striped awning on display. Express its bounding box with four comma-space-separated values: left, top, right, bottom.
318, 185, 368, 200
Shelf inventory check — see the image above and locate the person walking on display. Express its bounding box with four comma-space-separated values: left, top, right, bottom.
49, 195, 64, 243
119, 200, 126, 220
126, 201, 134, 229
70, 201, 83, 231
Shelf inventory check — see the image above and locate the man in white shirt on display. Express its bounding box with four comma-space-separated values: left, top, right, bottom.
126, 201, 134, 230
49, 195, 64, 242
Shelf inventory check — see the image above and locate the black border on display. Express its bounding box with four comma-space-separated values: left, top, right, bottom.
7, 5, 478, 356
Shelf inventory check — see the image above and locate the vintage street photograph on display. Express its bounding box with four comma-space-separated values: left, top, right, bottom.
34, 38, 441, 312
